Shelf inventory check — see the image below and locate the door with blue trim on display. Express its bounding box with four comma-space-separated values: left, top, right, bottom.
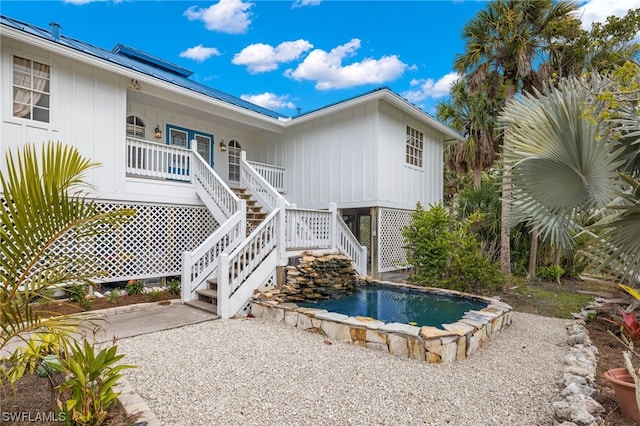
167, 125, 213, 176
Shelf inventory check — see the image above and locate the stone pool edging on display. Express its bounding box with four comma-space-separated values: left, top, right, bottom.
251, 280, 512, 363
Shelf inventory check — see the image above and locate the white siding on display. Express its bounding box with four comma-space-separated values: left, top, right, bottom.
376, 100, 443, 209
255, 102, 378, 209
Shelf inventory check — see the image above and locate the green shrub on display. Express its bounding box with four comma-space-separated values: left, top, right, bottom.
146, 289, 163, 302
167, 278, 181, 296
66, 283, 93, 310
125, 279, 145, 295
537, 265, 565, 282
403, 203, 504, 292
107, 289, 120, 305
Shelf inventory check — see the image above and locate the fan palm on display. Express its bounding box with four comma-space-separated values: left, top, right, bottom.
498, 77, 640, 281
0, 142, 134, 389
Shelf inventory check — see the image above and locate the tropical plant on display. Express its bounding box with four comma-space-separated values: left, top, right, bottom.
57, 339, 135, 426
7, 332, 66, 382
454, 0, 578, 274
499, 76, 640, 282
437, 80, 500, 189
0, 142, 135, 391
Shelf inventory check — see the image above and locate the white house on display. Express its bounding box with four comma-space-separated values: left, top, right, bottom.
0, 15, 464, 318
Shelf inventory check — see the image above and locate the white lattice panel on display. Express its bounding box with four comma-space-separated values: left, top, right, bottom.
378, 208, 413, 273
91, 201, 217, 282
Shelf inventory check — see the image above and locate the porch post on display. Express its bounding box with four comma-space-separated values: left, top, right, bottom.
329, 202, 337, 250
181, 251, 192, 303
218, 254, 230, 319
277, 198, 287, 259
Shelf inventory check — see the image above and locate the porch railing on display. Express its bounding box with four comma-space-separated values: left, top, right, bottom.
126, 137, 191, 182
181, 144, 245, 302
240, 151, 288, 212
246, 160, 285, 193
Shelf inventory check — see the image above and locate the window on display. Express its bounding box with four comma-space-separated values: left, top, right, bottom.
126, 116, 146, 138
406, 126, 423, 168
228, 140, 241, 182
13, 56, 50, 123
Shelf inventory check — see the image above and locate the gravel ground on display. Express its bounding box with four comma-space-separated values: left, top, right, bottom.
117, 312, 568, 426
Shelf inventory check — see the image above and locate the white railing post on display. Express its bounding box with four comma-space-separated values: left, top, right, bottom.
181, 251, 192, 303
360, 245, 368, 277
238, 199, 247, 239
240, 150, 246, 163
277, 198, 287, 258
329, 202, 337, 249
218, 253, 230, 319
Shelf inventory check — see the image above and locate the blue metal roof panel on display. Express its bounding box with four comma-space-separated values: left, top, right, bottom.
0, 15, 286, 120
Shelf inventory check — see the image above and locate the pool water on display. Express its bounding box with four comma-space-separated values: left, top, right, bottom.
298, 285, 487, 328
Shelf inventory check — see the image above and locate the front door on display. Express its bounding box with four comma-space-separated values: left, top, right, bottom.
167, 125, 213, 175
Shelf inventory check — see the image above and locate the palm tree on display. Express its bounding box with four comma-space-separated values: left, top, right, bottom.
0, 142, 134, 389
437, 80, 500, 189
499, 77, 640, 282
454, 0, 577, 274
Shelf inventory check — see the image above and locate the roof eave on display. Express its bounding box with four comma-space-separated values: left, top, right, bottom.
1, 24, 287, 133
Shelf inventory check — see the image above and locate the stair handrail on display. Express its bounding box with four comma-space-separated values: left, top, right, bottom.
192, 145, 240, 218
335, 213, 368, 277
180, 207, 246, 301
181, 142, 246, 302
240, 151, 288, 212
217, 202, 282, 318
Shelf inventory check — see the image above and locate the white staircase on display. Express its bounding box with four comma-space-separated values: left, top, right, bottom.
181, 144, 367, 319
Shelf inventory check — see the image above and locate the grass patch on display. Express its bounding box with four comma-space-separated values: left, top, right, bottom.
497, 278, 601, 319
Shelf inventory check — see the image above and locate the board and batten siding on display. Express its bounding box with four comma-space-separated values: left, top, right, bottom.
0, 38, 201, 206
376, 100, 444, 210
259, 102, 378, 209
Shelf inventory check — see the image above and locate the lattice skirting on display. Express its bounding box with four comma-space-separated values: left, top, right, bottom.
89, 201, 217, 282
378, 208, 413, 273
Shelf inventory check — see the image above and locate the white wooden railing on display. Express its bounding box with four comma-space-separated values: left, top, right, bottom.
336, 214, 368, 277
181, 143, 244, 302
246, 160, 285, 193
126, 137, 191, 181
181, 209, 245, 301
285, 208, 332, 249
217, 206, 280, 318
193, 151, 239, 218
240, 151, 288, 212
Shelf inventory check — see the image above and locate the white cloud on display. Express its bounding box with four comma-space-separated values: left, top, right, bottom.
184, 0, 253, 34
241, 92, 296, 110
575, 0, 640, 30
292, 0, 321, 8
233, 40, 313, 73
179, 45, 221, 62
285, 38, 408, 90
402, 72, 460, 103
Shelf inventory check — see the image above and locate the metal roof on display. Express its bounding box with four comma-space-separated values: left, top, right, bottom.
0, 15, 286, 120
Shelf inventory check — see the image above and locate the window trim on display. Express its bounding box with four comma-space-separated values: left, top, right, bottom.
166, 124, 214, 167
12, 55, 51, 124
405, 125, 424, 169
126, 115, 146, 139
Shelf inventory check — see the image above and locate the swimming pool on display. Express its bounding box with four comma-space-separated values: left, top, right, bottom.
297, 284, 488, 328
251, 281, 512, 364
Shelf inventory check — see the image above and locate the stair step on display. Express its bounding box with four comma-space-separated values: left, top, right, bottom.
207, 278, 218, 286
197, 288, 218, 298
184, 300, 219, 315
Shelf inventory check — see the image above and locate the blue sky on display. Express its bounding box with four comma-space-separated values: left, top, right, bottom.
1, 0, 637, 116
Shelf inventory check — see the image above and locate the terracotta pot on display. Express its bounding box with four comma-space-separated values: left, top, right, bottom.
604, 368, 640, 425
